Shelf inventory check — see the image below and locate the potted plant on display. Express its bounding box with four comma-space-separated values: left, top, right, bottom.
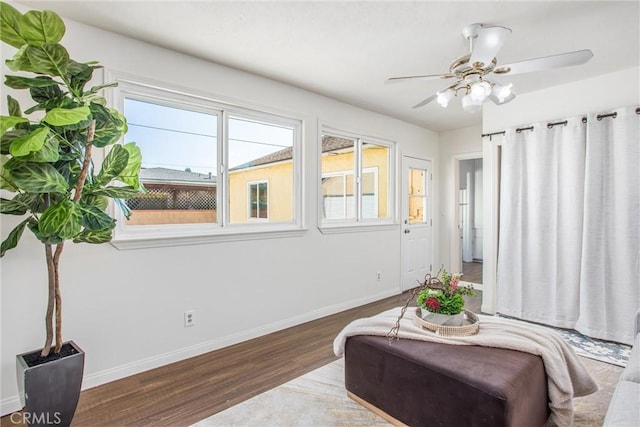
416, 269, 476, 326
0, 3, 143, 424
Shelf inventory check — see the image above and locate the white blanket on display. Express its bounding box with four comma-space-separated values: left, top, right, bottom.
333, 307, 598, 427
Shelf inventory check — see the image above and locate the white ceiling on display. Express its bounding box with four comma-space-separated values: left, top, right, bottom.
18, 1, 640, 132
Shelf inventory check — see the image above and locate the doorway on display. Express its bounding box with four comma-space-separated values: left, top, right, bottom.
400, 156, 433, 291
454, 156, 483, 286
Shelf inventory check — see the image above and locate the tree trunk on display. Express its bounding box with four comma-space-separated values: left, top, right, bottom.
41, 244, 55, 358
53, 243, 65, 353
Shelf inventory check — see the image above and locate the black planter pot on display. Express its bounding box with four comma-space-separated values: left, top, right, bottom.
16, 341, 85, 427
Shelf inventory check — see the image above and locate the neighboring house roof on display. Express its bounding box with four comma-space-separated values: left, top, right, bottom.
139, 167, 216, 185
231, 136, 352, 170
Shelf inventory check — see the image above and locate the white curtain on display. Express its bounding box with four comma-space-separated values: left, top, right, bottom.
575, 107, 640, 344
497, 107, 640, 345
497, 117, 586, 329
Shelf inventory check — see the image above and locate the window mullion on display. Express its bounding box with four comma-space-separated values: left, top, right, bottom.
355, 138, 363, 221
220, 110, 229, 227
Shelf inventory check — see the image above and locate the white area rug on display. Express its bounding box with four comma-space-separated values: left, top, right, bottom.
193, 356, 623, 426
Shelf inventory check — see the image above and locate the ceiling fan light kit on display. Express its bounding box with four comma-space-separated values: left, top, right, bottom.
389, 23, 593, 114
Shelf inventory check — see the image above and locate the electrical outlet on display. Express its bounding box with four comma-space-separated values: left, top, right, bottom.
376, 271, 382, 281
184, 310, 195, 327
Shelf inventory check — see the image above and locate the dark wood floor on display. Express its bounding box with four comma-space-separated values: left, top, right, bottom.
462, 261, 483, 284
2, 290, 481, 427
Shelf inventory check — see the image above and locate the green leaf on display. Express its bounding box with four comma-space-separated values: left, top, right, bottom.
1, 116, 29, 137
0, 154, 17, 191
7, 95, 21, 118
0, 197, 27, 215
116, 143, 142, 189
39, 200, 82, 239
30, 82, 62, 103
0, 193, 46, 215
10, 162, 68, 193
91, 186, 141, 199
21, 133, 59, 163
4, 75, 59, 89
0, 2, 27, 48
85, 82, 118, 97
19, 10, 65, 47
27, 219, 63, 245
0, 218, 30, 257
77, 203, 115, 231
80, 194, 108, 211
9, 126, 49, 157
91, 104, 127, 147
73, 228, 113, 244
1, 129, 28, 155
96, 144, 129, 186
43, 106, 91, 126
24, 44, 69, 77
5, 45, 34, 72
67, 60, 97, 96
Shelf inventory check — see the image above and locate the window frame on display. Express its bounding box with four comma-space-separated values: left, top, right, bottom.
106, 72, 304, 249
318, 126, 396, 233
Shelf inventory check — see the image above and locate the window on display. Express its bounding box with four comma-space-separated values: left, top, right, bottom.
320, 129, 394, 229
228, 115, 293, 224
248, 181, 268, 220
124, 98, 218, 226
109, 76, 302, 247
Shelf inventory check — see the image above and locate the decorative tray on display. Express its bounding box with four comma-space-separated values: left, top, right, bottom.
413, 308, 480, 337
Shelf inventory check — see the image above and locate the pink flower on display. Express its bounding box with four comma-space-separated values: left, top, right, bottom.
450, 277, 459, 291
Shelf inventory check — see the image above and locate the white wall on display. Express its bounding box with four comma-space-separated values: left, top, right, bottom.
480, 65, 640, 314
437, 125, 483, 273
484, 67, 640, 132
0, 11, 439, 413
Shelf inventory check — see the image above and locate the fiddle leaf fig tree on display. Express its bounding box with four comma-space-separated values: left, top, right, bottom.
0, 3, 144, 357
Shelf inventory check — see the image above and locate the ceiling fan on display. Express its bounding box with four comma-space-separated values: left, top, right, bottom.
387, 23, 593, 113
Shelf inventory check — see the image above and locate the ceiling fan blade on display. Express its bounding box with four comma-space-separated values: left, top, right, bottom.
386, 73, 456, 83
469, 25, 511, 68
412, 92, 439, 109
494, 49, 593, 76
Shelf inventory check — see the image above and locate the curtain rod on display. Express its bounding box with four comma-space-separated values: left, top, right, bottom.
481, 130, 506, 138
482, 106, 640, 137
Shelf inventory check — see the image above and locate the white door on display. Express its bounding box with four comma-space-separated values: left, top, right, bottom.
401, 157, 433, 291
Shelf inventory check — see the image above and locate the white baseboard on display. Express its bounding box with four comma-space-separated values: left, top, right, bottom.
1, 288, 398, 416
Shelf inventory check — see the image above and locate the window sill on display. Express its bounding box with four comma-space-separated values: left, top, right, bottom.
111, 227, 307, 250
318, 223, 399, 235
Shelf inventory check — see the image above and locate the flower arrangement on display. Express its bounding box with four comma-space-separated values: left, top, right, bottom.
417, 270, 475, 315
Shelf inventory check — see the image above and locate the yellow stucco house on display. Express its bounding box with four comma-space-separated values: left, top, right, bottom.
127, 136, 389, 225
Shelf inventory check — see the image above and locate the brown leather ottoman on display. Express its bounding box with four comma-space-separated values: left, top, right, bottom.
345, 335, 550, 427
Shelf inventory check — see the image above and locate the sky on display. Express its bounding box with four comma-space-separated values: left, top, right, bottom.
124, 98, 294, 175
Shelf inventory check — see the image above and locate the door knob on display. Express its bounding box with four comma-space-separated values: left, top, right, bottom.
404, 229, 410, 234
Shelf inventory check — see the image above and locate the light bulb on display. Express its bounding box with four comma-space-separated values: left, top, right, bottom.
469, 81, 492, 102
437, 89, 454, 108
493, 83, 513, 103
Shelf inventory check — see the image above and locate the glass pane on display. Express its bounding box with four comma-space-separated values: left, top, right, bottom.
228, 116, 293, 223
362, 142, 389, 219
408, 167, 428, 224
258, 182, 268, 219
124, 98, 217, 226
321, 135, 355, 220
361, 171, 377, 219
249, 184, 258, 218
